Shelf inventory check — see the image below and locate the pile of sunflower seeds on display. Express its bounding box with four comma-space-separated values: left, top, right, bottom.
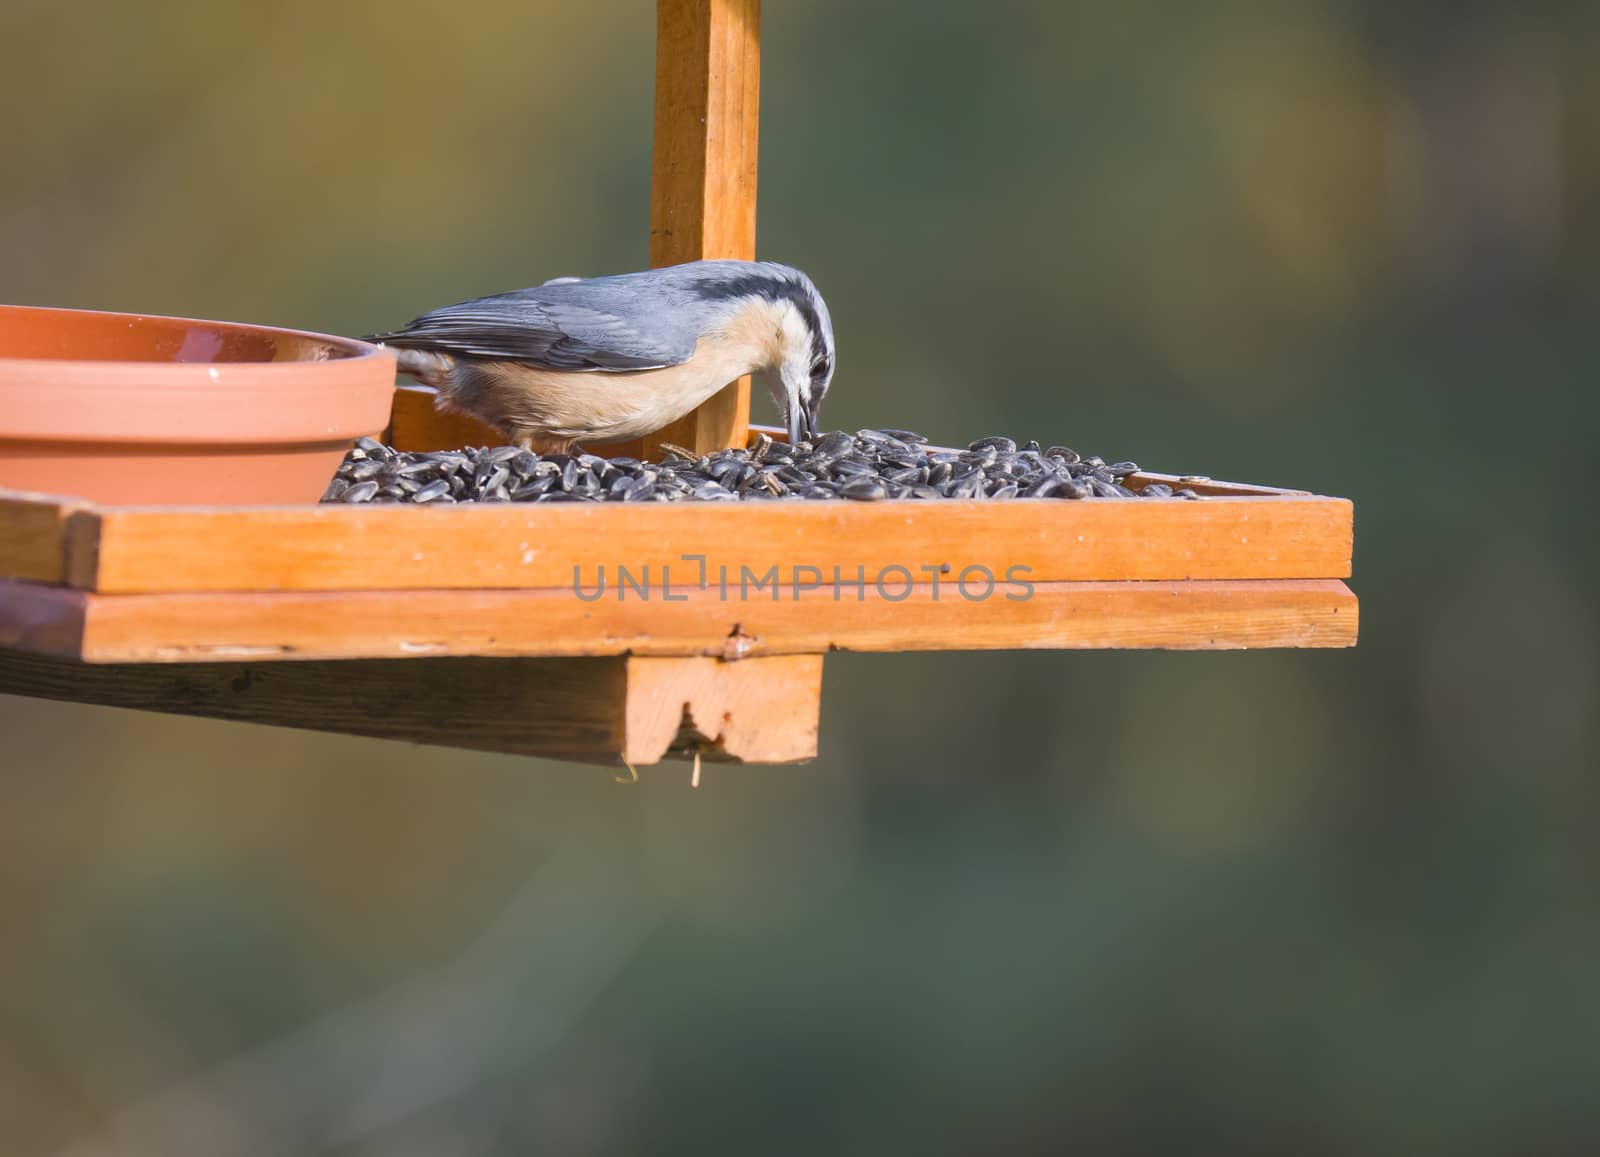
322, 431, 1203, 504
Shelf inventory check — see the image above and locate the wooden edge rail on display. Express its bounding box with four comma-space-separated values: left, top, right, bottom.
0, 578, 1358, 663
0, 480, 1354, 594
0, 649, 822, 766
49, 494, 1352, 593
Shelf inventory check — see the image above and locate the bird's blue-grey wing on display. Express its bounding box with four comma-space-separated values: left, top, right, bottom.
364, 285, 699, 372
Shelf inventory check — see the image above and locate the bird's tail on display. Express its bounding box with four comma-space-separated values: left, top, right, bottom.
366, 341, 455, 389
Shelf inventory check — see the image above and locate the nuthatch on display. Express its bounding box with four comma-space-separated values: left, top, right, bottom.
365, 259, 835, 452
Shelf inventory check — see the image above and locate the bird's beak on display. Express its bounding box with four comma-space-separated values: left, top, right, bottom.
790, 393, 820, 444
783, 386, 821, 445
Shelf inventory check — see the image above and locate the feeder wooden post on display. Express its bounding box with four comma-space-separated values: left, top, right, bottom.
642, 0, 762, 459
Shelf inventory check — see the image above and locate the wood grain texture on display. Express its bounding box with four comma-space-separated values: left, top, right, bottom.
644, 0, 761, 458
0, 649, 819, 765
0, 490, 86, 584
0, 579, 1356, 663
64, 494, 1354, 594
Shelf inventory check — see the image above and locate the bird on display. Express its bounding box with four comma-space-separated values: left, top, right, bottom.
363, 260, 836, 453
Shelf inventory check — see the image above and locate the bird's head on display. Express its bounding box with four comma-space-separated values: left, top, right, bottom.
695, 262, 835, 445
770, 269, 835, 446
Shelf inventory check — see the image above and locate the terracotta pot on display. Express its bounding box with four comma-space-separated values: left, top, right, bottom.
0, 305, 396, 506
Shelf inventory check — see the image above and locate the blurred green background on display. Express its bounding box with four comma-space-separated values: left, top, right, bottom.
3, 0, 1597, 1152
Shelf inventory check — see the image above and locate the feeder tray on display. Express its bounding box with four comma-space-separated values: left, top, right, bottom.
0, 0, 1357, 766
0, 397, 1356, 764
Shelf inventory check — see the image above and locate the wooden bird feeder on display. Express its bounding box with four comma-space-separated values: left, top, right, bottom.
0, 0, 1357, 766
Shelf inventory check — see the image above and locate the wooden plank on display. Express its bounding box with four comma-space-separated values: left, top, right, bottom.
0, 578, 1356, 662
0, 649, 820, 765
0, 490, 86, 584
65, 494, 1354, 593
643, 0, 761, 458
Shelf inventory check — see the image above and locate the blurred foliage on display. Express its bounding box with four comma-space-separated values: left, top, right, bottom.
2, 0, 1597, 1153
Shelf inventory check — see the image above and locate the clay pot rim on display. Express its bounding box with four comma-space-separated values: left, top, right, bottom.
0, 303, 389, 374
0, 304, 397, 445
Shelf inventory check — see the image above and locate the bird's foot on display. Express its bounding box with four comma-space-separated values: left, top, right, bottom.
511, 432, 581, 456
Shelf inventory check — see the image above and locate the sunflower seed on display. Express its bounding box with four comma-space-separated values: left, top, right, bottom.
840, 478, 889, 501
815, 431, 856, 457
511, 475, 555, 500
880, 428, 929, 444
969, 435, 1016, 454
326, 431, 1204, 505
